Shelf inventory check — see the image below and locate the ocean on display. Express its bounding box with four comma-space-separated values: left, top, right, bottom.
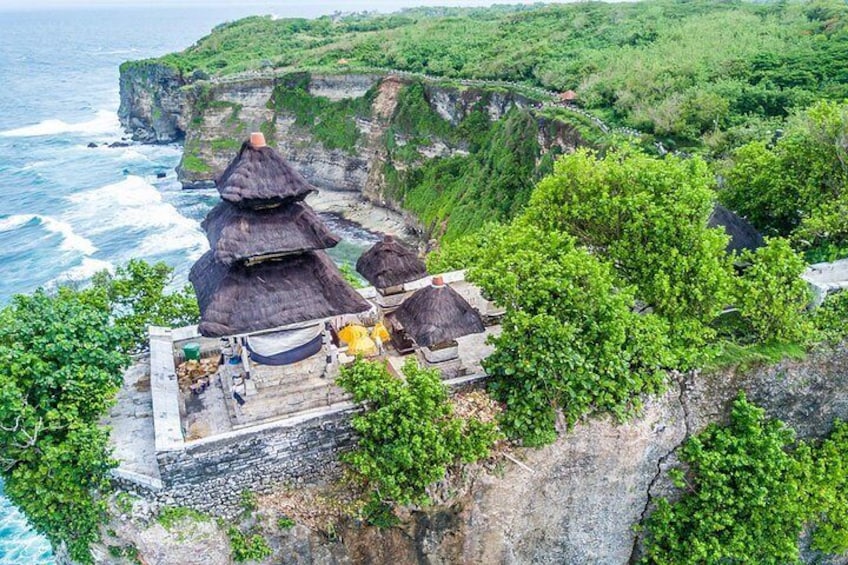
0, 3, 411, 562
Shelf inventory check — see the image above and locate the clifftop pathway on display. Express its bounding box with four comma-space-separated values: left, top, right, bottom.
206, 65, 647, 141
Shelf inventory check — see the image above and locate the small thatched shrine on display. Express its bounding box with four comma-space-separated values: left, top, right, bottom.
392, 276, 484, 374
356, 235, 427, 310
190, 132, 370, 356
708, 204, 764, 255
559, 90, 578, 104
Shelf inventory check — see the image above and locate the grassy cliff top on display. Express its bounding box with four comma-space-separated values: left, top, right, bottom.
127, 0, 848, 149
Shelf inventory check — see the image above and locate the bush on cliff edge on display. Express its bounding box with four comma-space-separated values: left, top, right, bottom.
0, 260, 198, 563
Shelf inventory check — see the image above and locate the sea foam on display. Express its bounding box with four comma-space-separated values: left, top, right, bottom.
51, 257, 114, 285
0, 110, 120, 138
67, 175, 208, 258
0, 214, 97, 255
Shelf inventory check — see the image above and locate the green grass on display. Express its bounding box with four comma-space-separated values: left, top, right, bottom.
211, 138, 241, 151
703, 340, 807, 373
180, 153, 213, 174
157, 506, 209, 531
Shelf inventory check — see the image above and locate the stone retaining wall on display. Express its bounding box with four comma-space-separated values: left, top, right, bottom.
119, 404, 356, 518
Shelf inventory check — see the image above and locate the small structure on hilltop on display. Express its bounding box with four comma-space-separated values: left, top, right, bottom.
708, 204, 765, 255
559, 90, 578, 105
355, 234, 427, 312
391, 275, 485, 375
189, 132, 370, 419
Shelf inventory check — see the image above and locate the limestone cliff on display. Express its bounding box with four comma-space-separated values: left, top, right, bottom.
118, 62, 190, 144
118, 66, 584, 238
90, 347, 848, 565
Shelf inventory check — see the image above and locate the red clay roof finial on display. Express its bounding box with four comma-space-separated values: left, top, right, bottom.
249, 132, 267, 148
432, 275, 444, 287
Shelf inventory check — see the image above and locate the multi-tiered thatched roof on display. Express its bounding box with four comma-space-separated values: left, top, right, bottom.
393, 278, 484, 348
355, 235, 427, 289
191, 133, 370, 338
190, 251, 370, 337
217, 140, 316, 207
203, 201, 340, 266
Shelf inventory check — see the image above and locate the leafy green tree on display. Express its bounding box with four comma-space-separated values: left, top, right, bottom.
643, 397, 848, 563
806, 420, 848, 554
734, 238, 813, 343
467, 223, 671, 444
0, 260, 199, 562
813, 290, 848, 344
0, 288, 128, 563
525, 146, 733, 349
722, 100, 848, 260
91, 259, 199, 353
642, 394, 810, 564
337, 358, 497, 506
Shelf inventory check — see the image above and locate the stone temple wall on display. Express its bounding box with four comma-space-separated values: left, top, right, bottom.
117, 404, 357, 518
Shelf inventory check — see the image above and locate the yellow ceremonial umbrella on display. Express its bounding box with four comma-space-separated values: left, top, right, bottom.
371, 322, 390, 342
347, 335, 377, 356
338, 324, 368, 345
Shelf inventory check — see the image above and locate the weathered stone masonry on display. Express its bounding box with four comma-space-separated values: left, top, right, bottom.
116, 404, 356, 518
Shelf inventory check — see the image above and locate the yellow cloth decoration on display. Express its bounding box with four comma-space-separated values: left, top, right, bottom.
347, 335, 377, 356
371, 322, 390, 342
338, 324, 368, 345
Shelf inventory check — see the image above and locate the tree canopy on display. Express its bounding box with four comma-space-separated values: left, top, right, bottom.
0, 261, 199, 563
337, 359, 498, 506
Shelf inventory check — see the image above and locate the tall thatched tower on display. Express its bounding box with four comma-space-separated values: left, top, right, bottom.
189, 133, 370, 354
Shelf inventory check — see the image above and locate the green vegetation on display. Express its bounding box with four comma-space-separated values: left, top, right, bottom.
526, 146, 732, 349
0, 261, 199, 563
337, 358, 498, 506
733, 238, 813, 343
814, 291, 848, 343
642, 394, 848, 563
91, 259, 199, 353
269, 72, 374, 153
722, 100, 848, 261
338, 264, 364, 289
226, 526, 273, 563
136, 0, 848, 151
276, 516, 295, 530
384, 82, 550, 241
180, 152, 213, 175
239, 490, 258, 514
157, 506, 209, 531
437, 146, 825, 445
469, 225, 670, 444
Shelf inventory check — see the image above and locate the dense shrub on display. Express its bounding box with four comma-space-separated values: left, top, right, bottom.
338, 359, 498, 505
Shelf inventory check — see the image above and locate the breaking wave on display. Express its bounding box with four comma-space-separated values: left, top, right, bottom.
0, 110, 119, 138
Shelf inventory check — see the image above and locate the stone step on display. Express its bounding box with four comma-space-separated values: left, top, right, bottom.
232, 377, 352, 427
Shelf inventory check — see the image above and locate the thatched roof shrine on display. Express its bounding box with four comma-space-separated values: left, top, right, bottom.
190, 250, 371, 337
355, 235, 427, 289
203, 201, 340, 266
393, 277, 484, 348
216, 134, 316, 208
708, 204, 765, 254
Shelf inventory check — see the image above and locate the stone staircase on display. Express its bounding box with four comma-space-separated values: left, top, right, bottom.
223, 365, 351, 428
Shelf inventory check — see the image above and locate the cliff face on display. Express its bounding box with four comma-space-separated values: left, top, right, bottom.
91, 348, 848, 565
118, 62, 190, 144
118, 68, 583, 238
